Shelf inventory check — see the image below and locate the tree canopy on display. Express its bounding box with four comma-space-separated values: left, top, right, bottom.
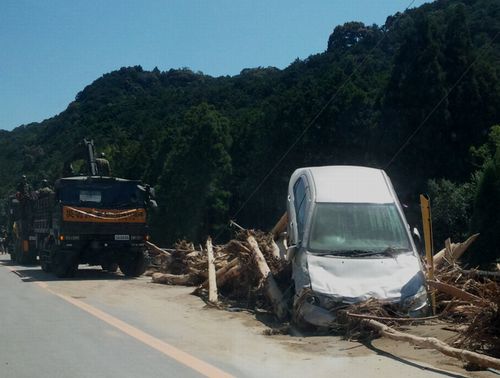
0, 0, 499, 257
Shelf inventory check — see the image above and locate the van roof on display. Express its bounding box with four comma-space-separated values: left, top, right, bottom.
302, 165, 395, 203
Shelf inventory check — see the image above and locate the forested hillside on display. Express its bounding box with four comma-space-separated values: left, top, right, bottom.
1, 0, 499, 263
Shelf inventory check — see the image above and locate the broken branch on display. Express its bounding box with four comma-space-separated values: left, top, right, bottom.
247, 235, 288, 321
434, 234, 479, 268
358, 318, 500, 370
346, 312, 440, 323
427, 280, 486, 305
271, 212, 288, 240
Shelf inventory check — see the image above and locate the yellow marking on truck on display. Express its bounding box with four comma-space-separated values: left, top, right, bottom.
62, 206, 146, 223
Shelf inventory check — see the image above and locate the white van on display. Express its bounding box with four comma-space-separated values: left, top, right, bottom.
287, 166, 428, 327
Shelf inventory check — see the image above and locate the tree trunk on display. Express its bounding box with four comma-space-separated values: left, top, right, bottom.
427, 280, 486, 305
216, 263, 242, 288
271, 212, 288, 240
206, 237, 218, 303
357, 317, 500, 370
270, 239, 281, 259
152, 272, 197, 285
202, 258, 240, 289
247, 235, 288, 321
434, 234, 479, 268
146, 241, 172, 260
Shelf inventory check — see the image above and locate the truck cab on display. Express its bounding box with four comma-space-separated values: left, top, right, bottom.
287, 166, 429, 327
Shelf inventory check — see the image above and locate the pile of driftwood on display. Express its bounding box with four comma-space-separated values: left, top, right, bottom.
430, 236, 500, 360
344, 233, 500, 369
146, 230, 291, 320
146, 229, 500, 370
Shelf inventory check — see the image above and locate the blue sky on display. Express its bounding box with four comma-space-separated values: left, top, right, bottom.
0, 0, 429, 131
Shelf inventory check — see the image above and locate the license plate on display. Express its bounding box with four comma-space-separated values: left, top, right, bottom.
114, 234, 130, 241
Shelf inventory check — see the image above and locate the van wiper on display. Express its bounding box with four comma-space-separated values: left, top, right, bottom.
321, 248, 408, 257
322, 250, 381, 257
382, 247, 411, 256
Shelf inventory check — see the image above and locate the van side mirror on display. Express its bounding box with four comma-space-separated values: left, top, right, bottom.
412, 227, 423, 255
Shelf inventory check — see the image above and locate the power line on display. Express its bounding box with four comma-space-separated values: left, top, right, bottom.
385, 29, 500, 169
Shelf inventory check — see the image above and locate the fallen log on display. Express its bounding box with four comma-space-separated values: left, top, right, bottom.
458, 268, 500, 280
269, 239, 280, 259
146, 241, 173, 258
434, 234, 479, 268
427, 280, 486, 305
202, 258, 241, 289
152, 272, 199, 285
216, 263, 242, 288
357, 317, 500, 370
271, 212, 288, 240
247, 235, 288, 321
450, 305, 482, 315
224, 240, 251, 255
346, 312, 440, 323
206, 237, 218, 303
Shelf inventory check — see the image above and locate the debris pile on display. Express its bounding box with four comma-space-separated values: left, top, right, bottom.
146, 231, 291, 319
147, 231, 500, 369
343, 233, 500, 368
433, 263, 500, 358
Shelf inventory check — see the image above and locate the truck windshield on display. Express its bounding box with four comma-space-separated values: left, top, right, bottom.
58, 182, 144, 208
308, 203, 411, 254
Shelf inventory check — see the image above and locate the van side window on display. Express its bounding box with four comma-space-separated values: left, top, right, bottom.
293, 178, 307, 242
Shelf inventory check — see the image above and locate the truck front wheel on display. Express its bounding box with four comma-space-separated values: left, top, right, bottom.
40, 249, 52, 272
119, 250, 148, 277
101, 262, 118, 273
14, 239, 24, 264
52, 249, 78, 278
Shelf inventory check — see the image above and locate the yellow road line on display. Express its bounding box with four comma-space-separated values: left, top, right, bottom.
6, 266, 234, 378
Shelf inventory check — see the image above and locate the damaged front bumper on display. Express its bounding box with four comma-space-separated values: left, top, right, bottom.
295, 301, 338, 327
293, 288, 430, 328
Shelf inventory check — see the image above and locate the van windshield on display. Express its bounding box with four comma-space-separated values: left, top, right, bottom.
308, 203, 411, 255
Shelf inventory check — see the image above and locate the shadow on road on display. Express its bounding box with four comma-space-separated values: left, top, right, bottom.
0, 258, 38, 267
363, 340, 469, 378
0, 258, 137, 282
15, 268, 137, 282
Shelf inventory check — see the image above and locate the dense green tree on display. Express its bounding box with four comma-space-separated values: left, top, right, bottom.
441, 3, 482, 178
154, 103, 232, 244
427, 178, 477, 244
0, 0, 499, 246
382, 10, 449, 188
469, 147, 500, 267
327, 22, 381, 52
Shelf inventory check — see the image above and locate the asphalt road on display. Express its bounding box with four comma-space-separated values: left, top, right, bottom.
0, 255, 492, 378
0, 259, 208, 378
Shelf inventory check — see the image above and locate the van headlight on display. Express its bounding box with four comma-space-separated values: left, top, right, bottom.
402, 285, 429, 316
